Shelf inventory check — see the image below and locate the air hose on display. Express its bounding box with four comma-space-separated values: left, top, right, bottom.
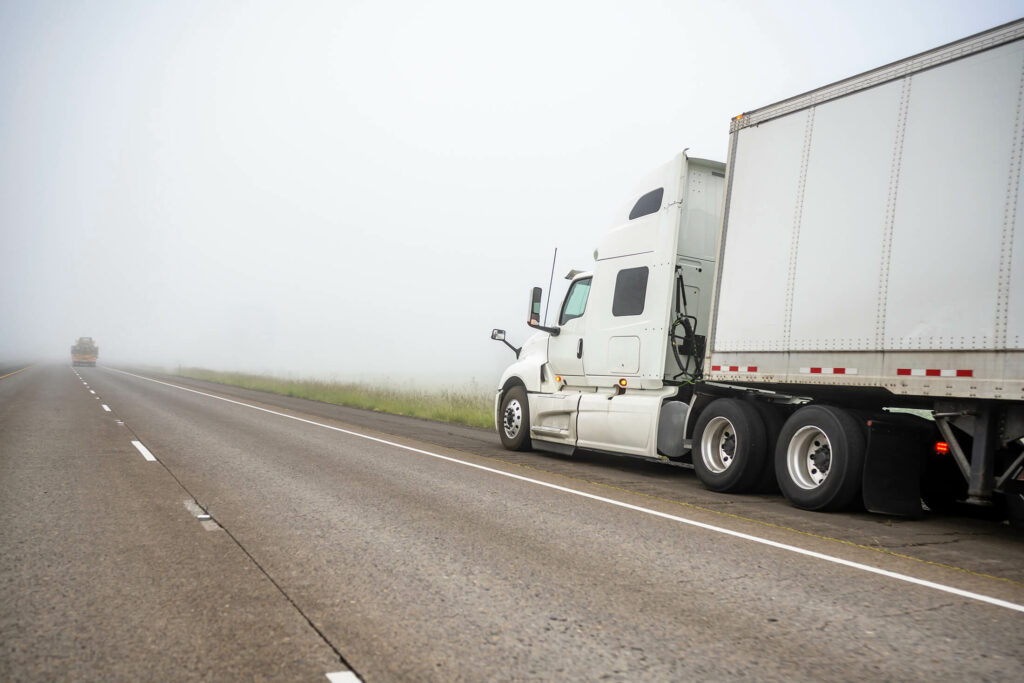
670, 267, 704, 383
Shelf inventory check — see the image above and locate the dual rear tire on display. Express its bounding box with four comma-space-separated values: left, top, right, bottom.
694, 400, 866, 511
774, 405, 866, 511
692, 399, 769, 493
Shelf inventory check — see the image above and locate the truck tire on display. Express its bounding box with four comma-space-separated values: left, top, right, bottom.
693, 398, 768, 493
498, 385, 531, 451
776, 405, 865, 511
1002, 493, 1024, 529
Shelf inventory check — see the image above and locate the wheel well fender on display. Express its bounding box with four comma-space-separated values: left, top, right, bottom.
684, 392, 719, 442
497, 377, 528, 426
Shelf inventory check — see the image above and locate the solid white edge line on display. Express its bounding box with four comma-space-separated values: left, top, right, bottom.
107, 368, 1024, 614
130, 439, 157, 462
102, 404, 111, 412
325, 672, 360, 682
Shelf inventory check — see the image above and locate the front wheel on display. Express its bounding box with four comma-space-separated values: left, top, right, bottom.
498, 386, 531, 451
776, 405, 865, 511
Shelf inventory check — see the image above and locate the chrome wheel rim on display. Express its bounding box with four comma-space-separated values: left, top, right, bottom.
503, 398, 523, 440
701, 416, 737, 473
787, 425, 831, 489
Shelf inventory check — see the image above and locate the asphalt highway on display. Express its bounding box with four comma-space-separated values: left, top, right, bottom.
2, 364, 1022, 681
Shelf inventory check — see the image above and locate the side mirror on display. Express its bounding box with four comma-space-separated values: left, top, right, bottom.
490, 328, 520, 358
529, 287, 543, 326
527, 286, 560, 336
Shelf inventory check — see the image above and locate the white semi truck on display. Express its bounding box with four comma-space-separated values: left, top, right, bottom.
491, 19, 1024, 521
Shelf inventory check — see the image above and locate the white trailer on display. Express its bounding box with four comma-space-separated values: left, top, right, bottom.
491, 19, 1024, 521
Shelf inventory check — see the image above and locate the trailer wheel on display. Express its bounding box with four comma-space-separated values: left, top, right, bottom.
776, 405, 865, 511
693, 399, 768, 493
498, 385, 531, 451
1002, 493, 1024, 529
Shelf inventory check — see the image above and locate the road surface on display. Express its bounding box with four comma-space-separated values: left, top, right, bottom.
2, 364, 1022, 680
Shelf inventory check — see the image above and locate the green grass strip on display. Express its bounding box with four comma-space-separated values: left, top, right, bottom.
175, 367, 495, 429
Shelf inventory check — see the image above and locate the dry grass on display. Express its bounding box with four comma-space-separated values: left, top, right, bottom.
175, 367, 495, 429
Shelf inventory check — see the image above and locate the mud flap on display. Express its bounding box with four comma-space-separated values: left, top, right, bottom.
862, 420, 923, 517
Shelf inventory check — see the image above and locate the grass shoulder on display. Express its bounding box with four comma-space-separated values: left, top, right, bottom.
174, 367, 495, 430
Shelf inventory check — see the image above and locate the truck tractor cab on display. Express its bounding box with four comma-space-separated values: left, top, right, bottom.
492, 152, 726, 461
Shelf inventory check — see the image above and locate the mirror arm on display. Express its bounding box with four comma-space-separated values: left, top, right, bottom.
528, 320, 560, 336
491, 329, 523, 358
502, 339, 522, 358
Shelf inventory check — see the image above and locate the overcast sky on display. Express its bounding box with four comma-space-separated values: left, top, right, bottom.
2, 0, 1022, 386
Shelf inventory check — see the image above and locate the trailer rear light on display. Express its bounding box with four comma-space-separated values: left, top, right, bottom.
934, 441, 950, 455
618, 379, 628, 387
555, 375, 562, 383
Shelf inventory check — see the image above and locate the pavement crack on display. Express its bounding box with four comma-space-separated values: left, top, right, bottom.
873, 538, 965, 549
209, 513, 360, 677
111, 413, 361, 679
877, 602, 959, 619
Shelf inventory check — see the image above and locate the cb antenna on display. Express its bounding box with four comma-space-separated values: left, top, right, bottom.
543, 247, 558, 326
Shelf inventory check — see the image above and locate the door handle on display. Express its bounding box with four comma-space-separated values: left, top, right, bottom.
576, 339, 583, 359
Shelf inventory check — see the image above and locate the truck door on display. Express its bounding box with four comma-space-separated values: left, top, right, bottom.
547, 276, 591, 382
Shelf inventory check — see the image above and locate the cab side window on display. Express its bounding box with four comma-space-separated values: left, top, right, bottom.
559, 278, 592, 325
612, 267, 649, 316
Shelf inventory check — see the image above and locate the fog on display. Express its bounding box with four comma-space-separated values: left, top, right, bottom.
2, 0, 1020, 387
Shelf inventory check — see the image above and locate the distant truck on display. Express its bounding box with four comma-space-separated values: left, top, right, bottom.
71, 337, 98, 367
491, 20, 1024, 522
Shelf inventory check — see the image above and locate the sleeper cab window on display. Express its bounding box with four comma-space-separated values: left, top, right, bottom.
613, 267, 649, 316
628, 187, 664, 220
559, 278, 592, 325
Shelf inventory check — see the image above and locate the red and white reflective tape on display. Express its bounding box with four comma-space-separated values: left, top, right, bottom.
897, 368, 973, 377
711, 365, 758, 373
799, 367, 858, 375
715, 366, 973, 378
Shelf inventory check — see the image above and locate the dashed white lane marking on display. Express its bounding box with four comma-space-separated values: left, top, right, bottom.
130, 440, 157, 462
326, 672, 360, 682
89, 390, 95, 394
101, 404, 111, 412
108, 368, 1024, 614
183, 499, 220, 531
